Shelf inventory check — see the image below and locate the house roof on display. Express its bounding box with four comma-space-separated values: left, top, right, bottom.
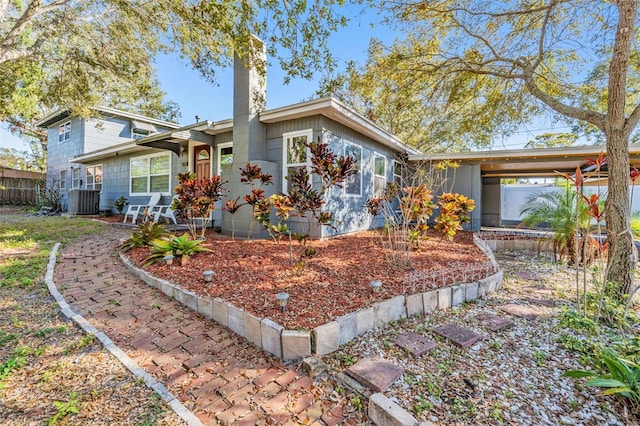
259, 97, 421, 155
35, 106, 181, 129
134, 97, 420, 156
69, 140, 149, 163
70, 97, 419, 163
135, 120, 233, 155
410, 144, 640, 178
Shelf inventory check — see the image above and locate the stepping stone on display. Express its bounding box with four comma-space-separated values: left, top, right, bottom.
499, 303, 543, 319
345, 357, 403, 392
394, 331, 437, 357
433, 323, 483, 348
516, 271, 540, 281
473, 314, 514, 332
525, 297, 556, 307
523, 286, 553, 296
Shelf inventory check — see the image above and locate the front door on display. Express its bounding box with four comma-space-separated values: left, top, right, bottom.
194, 145, 211, 180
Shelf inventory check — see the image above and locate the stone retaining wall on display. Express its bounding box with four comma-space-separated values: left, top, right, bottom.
120, 236, 504, 361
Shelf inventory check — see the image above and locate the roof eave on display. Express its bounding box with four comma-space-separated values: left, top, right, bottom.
69, 141, 146, 164
260, 97, 420, 155
36, 106, 182, 129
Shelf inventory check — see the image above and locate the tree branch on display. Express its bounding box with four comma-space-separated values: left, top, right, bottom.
0, 0, 70, 64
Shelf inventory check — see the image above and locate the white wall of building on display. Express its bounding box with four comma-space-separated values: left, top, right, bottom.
501, 183, 640, 223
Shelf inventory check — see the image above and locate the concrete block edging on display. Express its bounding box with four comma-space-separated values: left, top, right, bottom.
47, 245, 203, 426
119, 236, 503, 361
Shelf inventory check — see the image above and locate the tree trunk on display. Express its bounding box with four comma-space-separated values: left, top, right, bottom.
605, 130, 635, 296
604, 0, 637, 297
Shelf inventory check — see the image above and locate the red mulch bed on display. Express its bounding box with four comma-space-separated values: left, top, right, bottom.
124, 229, 494, 329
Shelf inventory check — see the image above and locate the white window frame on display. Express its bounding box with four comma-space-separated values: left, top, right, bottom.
393, 160, 403, 186
129, 152, 172, 196
373, 153, 386, 196
58, 121, 71, 143
282, 129, 312, 192
217, 142, 233, 176
59, 170, 67, 190
344, 142, 363, 197
86, 164, 103, 191
71, 168, 81, 189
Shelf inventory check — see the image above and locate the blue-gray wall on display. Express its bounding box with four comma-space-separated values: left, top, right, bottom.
432, 163, 482, 231
45, 115, 176, 212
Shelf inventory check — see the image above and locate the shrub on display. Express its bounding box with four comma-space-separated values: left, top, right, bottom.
563, 350, 640, 408
172, 173, 225, 240
145, 233, 211, 266
120, 222, 171, 252
113, 196, 128, 215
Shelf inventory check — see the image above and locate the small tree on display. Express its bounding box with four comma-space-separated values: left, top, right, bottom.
171, 172, 225, 240
254, 139, 356, 271
224, 163, 274, 240
113, 196, 128, 215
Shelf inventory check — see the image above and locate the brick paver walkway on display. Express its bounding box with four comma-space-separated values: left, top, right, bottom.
54, 226, 344, 425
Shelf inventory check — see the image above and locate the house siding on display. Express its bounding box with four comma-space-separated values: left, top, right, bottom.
45, 118, 85, 211
261, 115, 400, 238
84, 117, 133, 152
322, 118, 397, 237
99, 150, 183, 212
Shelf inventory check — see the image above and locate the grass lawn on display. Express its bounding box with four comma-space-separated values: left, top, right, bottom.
0, 211, 183, 425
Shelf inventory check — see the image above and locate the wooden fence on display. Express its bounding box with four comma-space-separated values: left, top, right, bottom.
0, 167, 45, 205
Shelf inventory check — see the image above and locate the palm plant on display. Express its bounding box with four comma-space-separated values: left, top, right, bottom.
519, 184, 591, 265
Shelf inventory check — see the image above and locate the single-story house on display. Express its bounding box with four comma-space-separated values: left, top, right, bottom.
38, 44, 420, 238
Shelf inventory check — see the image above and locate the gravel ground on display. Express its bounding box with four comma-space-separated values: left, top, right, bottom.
323, 249, 639, 425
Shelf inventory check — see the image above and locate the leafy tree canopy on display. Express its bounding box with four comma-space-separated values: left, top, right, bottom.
524, 132, 579, 149
320, 38, 542, 152
1, 0, 353, 146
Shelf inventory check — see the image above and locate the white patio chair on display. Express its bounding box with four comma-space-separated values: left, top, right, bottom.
156, 195, 179, 228
122, 192, 162, 224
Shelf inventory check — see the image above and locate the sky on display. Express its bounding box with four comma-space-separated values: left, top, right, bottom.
0, 5, 570, 153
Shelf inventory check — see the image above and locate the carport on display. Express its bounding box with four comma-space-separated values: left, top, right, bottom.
409, 144, 640, 230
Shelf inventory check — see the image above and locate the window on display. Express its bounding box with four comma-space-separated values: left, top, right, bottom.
393, 160, 403, 186
59, 170, 67, 190
71, 168, 81, 189
130, 153, 171, 195
86, 165, 103, 191
282, 130, 312, 192
131, 120, 157, 139
58, 121, 71, 143
374, 154, 386, 196
132, 130, 150, 140
217, 143, 233, 175
344, 143, 362, 196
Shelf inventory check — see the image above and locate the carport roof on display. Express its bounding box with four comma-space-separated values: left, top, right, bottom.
409, 144, 640, 178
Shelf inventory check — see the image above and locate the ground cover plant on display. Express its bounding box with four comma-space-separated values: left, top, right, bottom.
0, 209, 183, 424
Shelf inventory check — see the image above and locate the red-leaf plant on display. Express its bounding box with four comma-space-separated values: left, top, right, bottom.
223, 163, 274, 239
172, 172, 225, 240
260, 139, 356, 271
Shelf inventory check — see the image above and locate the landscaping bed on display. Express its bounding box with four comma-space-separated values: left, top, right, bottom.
125, 228, 494, 329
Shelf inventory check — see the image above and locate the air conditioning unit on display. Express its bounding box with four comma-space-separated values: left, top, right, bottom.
68, 189, 100, 214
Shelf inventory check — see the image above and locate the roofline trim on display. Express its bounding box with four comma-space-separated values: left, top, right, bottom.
408, 144, 640, 162
36, 106, 182, 129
